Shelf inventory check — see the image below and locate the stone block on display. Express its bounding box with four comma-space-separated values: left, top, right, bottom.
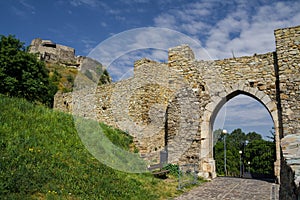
261, 94, 272, 105
205, 102, 217, 112
266, 101, 277, 112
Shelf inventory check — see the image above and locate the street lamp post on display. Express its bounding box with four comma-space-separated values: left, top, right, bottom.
243, 140, 248, 175
248, 161, 251, 173
223, 129, 227, 176
239, 150, 242, 177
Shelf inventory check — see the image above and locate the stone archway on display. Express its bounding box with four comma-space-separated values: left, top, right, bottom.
200, 85, 281, 181
53, 24, 300, 198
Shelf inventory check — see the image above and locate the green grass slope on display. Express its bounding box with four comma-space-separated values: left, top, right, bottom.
0, 96, 180, 199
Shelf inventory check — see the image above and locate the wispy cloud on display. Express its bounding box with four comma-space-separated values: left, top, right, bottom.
69, 0, 100, 8
214, 94, 274, 137
119, 0, 151, 4
153, 0, 300, 59
68, 0, 126, 22
69, 0, 122, 15
207, 1, 300, 58
108, 49, 168, 81
154, 2, 214, 35
154, 13, 177, 29
11, 6, 26, 17
88, 27, 209, 81
12, 0, 35, 17
19, 0, 35, 12
80, 39, 97, 55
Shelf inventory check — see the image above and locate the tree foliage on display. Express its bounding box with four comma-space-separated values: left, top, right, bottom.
213, 128, 275, 177
244, 139, 275, 174
0, 35, 57, 106
246, 131, 262, 142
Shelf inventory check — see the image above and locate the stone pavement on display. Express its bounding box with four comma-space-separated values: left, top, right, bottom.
174, 177, 279, 200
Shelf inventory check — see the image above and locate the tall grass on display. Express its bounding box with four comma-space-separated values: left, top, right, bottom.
0, 96, 181, 199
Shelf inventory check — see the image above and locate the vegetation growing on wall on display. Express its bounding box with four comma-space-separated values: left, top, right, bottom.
46, 63, 78, 93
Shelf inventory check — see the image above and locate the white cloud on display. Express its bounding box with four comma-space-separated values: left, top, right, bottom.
214, 94, 274, 137
153, 0, 300, 59
88, 27, 209, 81
154, 2, 214, 36
19, 0, 35, 12
69, 0, 127, 23
100, 22, 107, 27
81, 39, 97, 55
120, 0, 151, 4
211, 1, 300, 58
12, 0, 36, 17
107, 48, 168, 82
11, 6, 26, 17
69, 0, 100, 7
154, 13, 177, 29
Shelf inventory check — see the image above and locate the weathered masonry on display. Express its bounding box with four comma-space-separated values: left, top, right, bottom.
29, 38, 82, 68
54, 25, 300, 199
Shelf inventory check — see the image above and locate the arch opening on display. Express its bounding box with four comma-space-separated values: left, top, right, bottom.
211, 91, 278, 180
211, 90, 275, 129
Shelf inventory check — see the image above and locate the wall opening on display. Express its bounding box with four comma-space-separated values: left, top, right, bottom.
211, 93, 276, 179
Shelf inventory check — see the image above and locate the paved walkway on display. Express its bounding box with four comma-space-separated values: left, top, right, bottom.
174, 177, 279, 200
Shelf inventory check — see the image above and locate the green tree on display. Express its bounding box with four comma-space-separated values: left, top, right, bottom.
246, 131, 262, 142
213, 129, 240, 176
267, 127, 276, 142
214, 129, 276, 177
214, 141, 225, 175
227, 128, 246, 149
0, 35, 57, 106
213, 129, 223, 146
243, 139, 275, 175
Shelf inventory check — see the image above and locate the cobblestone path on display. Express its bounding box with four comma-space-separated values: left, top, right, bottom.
174, 177, 279, 200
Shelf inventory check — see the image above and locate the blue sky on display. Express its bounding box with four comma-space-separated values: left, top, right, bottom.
1, 0, 300, 139
213, 94, 274, 140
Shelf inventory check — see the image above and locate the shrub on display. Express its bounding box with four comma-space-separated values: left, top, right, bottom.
163, 164, 179, 176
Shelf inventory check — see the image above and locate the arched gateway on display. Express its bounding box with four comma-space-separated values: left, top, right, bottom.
165, 48, 281, 180
55, 26, 300, 192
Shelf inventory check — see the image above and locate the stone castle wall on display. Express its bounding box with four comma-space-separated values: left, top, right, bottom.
54, 25, 300, 198
55, 47, 279, 170
275, 26, 300, 199
29, 38, 81, 67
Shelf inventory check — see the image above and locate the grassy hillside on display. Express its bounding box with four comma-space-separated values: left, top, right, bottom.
46, 63, 78, 93
0, 96, 182, 199
46, 59, 111, 94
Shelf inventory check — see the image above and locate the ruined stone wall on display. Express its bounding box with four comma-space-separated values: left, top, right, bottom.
55, 58, 178, 162
275, 26, 300, 136
53, 26, 300, 194
95, 60, 178, 162
54, 45, 279, 172
275, 25, 300, 199
29, 38, 79, 67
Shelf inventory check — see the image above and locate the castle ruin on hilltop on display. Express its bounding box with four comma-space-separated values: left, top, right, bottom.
29, 38, 83, 68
